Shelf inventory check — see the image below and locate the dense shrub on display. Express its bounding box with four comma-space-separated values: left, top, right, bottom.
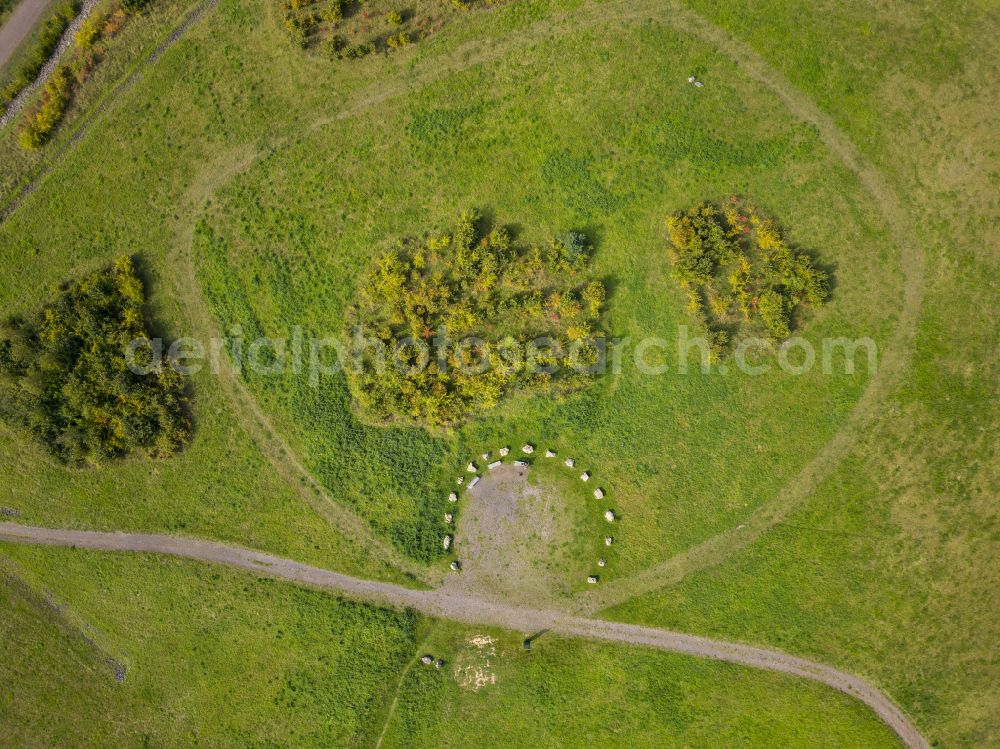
345, 211, 608, 429
665, 198, 830, 350
0, 257, 192, 466
385, 31, 410, 49
18, 65, 73, 149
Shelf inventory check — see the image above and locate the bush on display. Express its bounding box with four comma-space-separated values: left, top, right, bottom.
345, 211, 608, 428
386, 31, 410, 49
0, 257, 192, 465
19, 65, 73, 149
385, 9, 403, 25
665, 198, 830, 345
75, 15, 103, 48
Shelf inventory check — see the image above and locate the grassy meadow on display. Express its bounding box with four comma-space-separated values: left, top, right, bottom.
0, 0, 995, 746
0, 544, 905, 748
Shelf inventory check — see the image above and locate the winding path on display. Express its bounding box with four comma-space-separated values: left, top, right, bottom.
0, 522, 928, 749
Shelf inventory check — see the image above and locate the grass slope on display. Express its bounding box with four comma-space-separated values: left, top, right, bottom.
0, 544, 420, 747
0, 544, 905, 748
603, 0, 999, 746
378, 621, 903, 748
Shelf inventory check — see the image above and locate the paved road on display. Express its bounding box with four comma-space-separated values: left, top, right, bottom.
0, 0, 49, 71
0, 522, 929, 749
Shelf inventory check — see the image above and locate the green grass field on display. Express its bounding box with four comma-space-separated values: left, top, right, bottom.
0, 544, 905, 747
0, 0, 995, 745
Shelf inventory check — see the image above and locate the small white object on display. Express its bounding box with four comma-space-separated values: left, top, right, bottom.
564, 458, 575, 468
499, 447, 510, 457
598, 558, 606, 567
469, 476, 480, 488
580, 472, 590, 482
435, 659, 445, 669
443, 534, 452, 550
604, 510, 616, 523
482, 452, 491, 460
521, 444, 535, 454
421, 655, 433, 665
449, 561, 460, 572
587, 576, 599, 584
605, 536, 614, 546
444, 513, 453, 523
694, 80, 704, 88
488, 460, 502, 470
456, 476, 464, 486
594, 488, 604, 500
545, 449, 556, 458
467, 462, 478, 473
514, 460, 528, 467
687, 75, 696, 83
448, 492, 458, 502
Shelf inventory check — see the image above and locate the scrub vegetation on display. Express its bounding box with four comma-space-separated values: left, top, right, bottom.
346, 210, 607, 428
0, 256, 191, 465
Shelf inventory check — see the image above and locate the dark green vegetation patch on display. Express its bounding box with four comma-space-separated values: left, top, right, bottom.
666, 199, 830, 353
0, 256, 191, 465
280, 0, 511, 59
346, 211, 608, 428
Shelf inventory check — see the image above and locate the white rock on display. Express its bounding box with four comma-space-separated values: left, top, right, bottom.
514, 460, 528, 467
488, 460, 502, 470
443, 535, 452, 550
456, 476, 464, 485
564, 458, 575, 468
694, 80, 704, 88
593, 488, 604, 500
598, 558, 606, 567
580, 472, 590, 482
482, 452, 491, 460
467, 462, 478, 473
687, 75, 696, 83
469, 476, 480, 488
444, 513, 453, 523
499, 447, 510, 457
545, 449, 556, 458
521, 444, 535, 454
448, 492, 458, 502
604, 510, 616, 523
421, 655, 433, 665
605, 536, 614, 546
587, 576, 598, 584
449, 561, 460, 572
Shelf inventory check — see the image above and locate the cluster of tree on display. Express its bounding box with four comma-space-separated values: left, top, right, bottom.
345, 211, 608, 428
0, 257, 191, 466
666, 198, 830, 352
19, 0, 138, 149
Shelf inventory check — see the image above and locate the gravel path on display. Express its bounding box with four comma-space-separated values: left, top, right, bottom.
0, 522, 929, 749
0, 0, 99, 129
0, 0, 52, 71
